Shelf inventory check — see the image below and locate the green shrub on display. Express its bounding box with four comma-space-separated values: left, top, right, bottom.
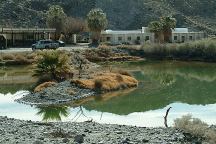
34, 50, 73, 81
174, 115, 216, 144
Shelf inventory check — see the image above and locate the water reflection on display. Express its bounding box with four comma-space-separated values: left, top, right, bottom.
0, 92, 215, 127
0, 66, 35, 94
0, 61, 216, 127
36, 106, 69, 122
83, 61, 216, 115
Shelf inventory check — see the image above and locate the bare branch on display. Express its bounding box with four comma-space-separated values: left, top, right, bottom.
164, 107, 172, 127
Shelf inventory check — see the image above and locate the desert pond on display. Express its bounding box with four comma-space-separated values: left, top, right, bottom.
0, 61, 216, 127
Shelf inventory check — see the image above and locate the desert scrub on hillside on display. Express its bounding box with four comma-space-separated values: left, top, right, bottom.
174, 115, 216, 144
34, 50, 73, 82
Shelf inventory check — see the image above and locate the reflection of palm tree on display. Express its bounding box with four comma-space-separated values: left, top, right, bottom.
36, 106, 69, 122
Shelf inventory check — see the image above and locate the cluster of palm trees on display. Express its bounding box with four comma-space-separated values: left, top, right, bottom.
148, 16, 177, 43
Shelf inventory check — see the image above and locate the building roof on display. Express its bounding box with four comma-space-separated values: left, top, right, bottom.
0, 28, 56, 33
102, 29, 142, 35
172, 28, 188, 33
102, 27, 203, 35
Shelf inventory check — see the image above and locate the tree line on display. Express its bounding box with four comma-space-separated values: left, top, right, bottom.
46, 5, 107, 46
46, 5, 177, 46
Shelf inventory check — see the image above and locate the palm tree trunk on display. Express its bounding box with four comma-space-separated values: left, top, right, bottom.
91, 31, 101, 47
163, 29, 172, 43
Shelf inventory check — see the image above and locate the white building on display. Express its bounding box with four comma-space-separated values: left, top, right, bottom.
101, 27, 206, 45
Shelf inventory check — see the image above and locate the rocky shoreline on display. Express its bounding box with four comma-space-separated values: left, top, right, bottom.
16, 81, 96, 106
0, 116, 200, 144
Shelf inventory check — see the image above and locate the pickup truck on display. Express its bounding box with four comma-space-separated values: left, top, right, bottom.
32, 40, 59, 50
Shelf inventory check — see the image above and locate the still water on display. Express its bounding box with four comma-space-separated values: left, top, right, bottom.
0, 61, 216, 127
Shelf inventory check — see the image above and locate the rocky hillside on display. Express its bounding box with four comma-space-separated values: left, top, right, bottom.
0, 0, 216, 33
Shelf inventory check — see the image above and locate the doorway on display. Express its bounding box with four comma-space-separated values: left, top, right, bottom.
0, 35, 6, 49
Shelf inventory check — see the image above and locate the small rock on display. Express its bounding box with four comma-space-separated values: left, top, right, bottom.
62, 138, 69, 143
122, 138, 131, 144
142, 139, 149, 143
116, 131, 123, 134
33, 140, 44, 144
74, 135, 84, 143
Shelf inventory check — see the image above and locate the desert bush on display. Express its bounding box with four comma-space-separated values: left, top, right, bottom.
174, 115, 216, 144
100, 42, 112, 46
26, 52, 37, 59
94, 79, 103, 90
1, 52, 35, 65
71, 72, 138, 92
34, 50, 73, 81
98, 47, 113, 58
116, 74, 124, 82
14, 54, 32, 64
141, 39, 216, 61
2, 54, 15, 60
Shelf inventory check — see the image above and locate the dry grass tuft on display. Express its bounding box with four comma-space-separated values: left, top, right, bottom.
1, 52, 36, 65
72, 72, 138, 92
174, 115, 216, 144
66, 89, 76, 95
2, 54, 15, 60
117, 70, 132, 77
34, 81, 57, 93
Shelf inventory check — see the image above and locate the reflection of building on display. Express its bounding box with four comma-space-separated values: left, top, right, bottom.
101, 27, 206, 45
0, 28, 56, 49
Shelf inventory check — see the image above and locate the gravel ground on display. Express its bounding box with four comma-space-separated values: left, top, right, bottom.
0, 116, 200, 144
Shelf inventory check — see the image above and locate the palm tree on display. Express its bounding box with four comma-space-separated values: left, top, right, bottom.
87, 8, 108, 47
148, 21, 164, 43
46, 5, 67, 39
160, 16, 177, 43
34, 50, 73, 81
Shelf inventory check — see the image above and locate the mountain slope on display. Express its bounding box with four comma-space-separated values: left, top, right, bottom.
0, 0, 215, 34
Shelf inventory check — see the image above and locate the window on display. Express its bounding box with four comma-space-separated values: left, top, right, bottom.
145, 36, 150, 41
106, 37, 111, 41
182, 36, 185, 42
127, 37, 131, 41
44, 41, 50, 44
189, 36, 193, 40
118, 37, 122, 41
174, 36, 178, 41
137, 36, 140, 41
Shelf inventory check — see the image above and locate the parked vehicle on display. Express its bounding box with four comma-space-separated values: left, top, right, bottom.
32, 40, 59, 50
56, 40, 65, 47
